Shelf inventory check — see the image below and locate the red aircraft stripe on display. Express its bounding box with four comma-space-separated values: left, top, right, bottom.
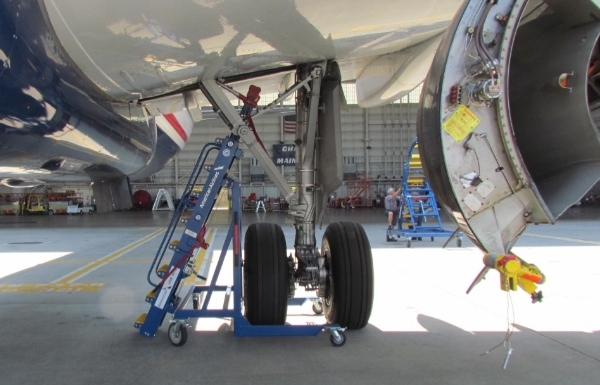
164, 113, 188, 143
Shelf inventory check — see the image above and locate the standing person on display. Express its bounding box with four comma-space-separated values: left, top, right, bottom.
385, 187, 401, 242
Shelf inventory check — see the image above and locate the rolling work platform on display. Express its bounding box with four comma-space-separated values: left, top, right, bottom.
388, 138, 462, 248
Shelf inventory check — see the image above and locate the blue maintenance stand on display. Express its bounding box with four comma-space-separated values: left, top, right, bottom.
387, 138, 463, 248
134, 135, 345, 347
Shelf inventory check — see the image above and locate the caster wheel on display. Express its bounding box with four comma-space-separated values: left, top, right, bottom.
192, 295, 199, 310
457, 238, 462, 247
168, 323, 188, 347
407, 239, 411, 248
330, 330, 347, 347
312, 301, 323, 315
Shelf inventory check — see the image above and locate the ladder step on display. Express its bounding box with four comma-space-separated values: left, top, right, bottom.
134, 313, 147, 329
168, 240, 180, 250
146, 288, 158, 303
157, 264, 169, 278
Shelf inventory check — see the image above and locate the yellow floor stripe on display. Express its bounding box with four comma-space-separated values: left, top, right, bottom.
53, 228, 165, 284
185, 228, 216, 284
522, 233, 600, 245
0, 283, 105, 293
47, 260, 155, 265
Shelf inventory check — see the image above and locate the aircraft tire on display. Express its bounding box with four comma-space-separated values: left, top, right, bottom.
243, 223, 288, 325
322, 222, 373, 329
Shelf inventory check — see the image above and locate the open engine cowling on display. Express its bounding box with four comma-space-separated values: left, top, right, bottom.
418, 0, 600, 253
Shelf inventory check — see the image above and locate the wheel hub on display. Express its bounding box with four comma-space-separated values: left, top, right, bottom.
317, 250, 331, 299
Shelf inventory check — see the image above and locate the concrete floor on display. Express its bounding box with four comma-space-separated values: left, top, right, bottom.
0, 206, 599, 384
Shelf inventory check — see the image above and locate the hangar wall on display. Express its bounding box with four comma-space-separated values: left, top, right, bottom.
134, 103, 419, 203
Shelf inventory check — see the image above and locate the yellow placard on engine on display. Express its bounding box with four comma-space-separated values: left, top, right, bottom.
442, 105, 481, 142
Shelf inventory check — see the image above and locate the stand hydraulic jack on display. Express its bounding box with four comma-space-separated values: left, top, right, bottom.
134, 66, 357, 347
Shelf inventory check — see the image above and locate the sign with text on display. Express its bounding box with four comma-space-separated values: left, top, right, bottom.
272, 144, 296, 165
442, 104, 480, 142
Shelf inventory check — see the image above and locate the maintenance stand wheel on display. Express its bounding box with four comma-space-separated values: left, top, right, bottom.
407, 238, 411, 248
312, 300, 323, 315
330, 330, 347, 347
457, 238, 462, 247
322, 222, 374, 330
244, 223, 289, 325
168, 322, 188, 347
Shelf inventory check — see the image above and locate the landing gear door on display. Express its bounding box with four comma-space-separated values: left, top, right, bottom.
316, 64, 343, 227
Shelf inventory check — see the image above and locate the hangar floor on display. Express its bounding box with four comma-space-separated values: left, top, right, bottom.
0, 206, 599, 385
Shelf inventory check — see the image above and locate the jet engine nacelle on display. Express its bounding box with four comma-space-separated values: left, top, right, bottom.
418, 0, 600, 253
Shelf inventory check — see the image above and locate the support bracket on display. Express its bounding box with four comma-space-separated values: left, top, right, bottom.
198, 65, 324, 208
199, 78, 305, 205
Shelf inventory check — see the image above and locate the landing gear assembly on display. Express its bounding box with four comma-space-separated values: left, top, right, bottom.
135, 61, 374, 346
